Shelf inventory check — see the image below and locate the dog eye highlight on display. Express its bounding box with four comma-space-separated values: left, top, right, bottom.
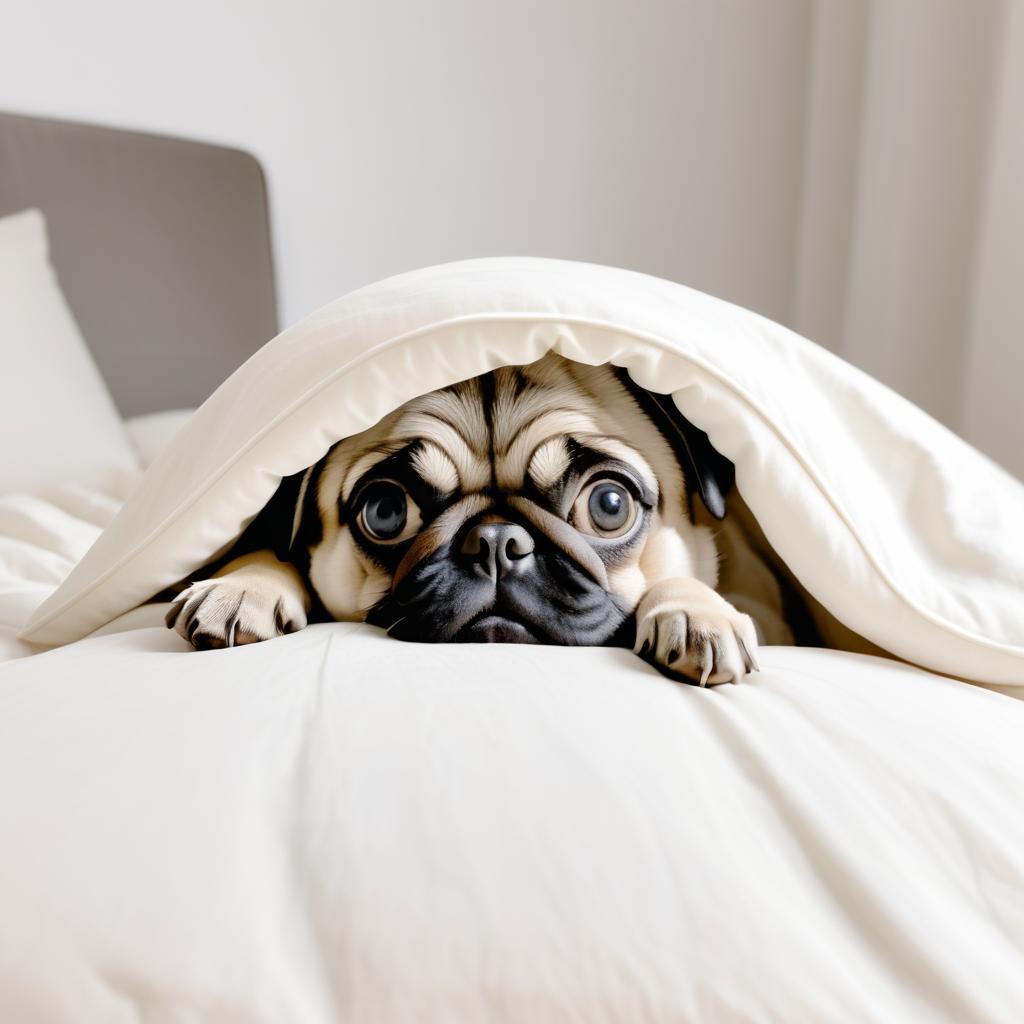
358, 481, 410, 541
573, 479, 638, 538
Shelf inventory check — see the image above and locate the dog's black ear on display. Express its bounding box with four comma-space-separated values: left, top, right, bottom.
227, 462, 324, 567
281, 459, 328, 571
614, 368, 735, 520
647, 390, 734, 520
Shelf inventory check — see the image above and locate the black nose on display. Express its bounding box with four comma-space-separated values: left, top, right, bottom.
460, 522, 535, 581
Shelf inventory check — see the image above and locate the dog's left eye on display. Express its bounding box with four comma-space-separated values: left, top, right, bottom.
359, 481, 409, 541
573, 479, 638, 538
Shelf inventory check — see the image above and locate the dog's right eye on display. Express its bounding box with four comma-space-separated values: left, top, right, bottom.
359, 481, 409, 541
571, 478, 640, 539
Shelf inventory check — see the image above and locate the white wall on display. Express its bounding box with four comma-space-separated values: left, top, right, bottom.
0, 0, 812, 328
961, 0, 1024, 479
2, 0, 1021, 477
787, 0, 1023, 480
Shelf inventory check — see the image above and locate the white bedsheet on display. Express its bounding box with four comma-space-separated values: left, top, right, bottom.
2, 622, 1023, 1021
0, 471, 138, 662
0, 409, 187, 661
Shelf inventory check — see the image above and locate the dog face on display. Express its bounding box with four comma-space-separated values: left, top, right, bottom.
295, 354, 719, 646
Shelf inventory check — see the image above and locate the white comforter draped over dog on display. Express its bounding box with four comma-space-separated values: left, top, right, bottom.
21, 258, 1024, 684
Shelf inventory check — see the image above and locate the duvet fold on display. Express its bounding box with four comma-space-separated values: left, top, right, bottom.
19, 258, 1024, 685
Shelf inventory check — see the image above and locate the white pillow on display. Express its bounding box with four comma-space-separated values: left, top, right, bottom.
0, 209, 138, 493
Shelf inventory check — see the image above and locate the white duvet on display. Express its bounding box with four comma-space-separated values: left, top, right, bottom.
0, 472, 137, 662
3, 259, 1024, 1021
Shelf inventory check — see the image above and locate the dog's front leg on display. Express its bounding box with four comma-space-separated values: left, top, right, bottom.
633, 577, 760, 686
165, 549, 311, 650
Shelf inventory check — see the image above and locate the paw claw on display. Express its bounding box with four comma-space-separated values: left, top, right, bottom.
164, 596, 187, 630
167, 577, 306, 650
699, 644, 713, 686
738, 634, 759, 673
633, 579, 761, 687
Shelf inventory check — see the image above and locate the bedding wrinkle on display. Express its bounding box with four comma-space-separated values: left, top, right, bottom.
766, 660, 1024, 959
0, 476, 136, 661
697, 673, 1017, 1022
938, 808, 1024, 954
459, 659, 695, 1019
276, 625, 359, 1022
414, 661, 573, 1017
360, 652, 572, 1016
93, 965, 270, 1024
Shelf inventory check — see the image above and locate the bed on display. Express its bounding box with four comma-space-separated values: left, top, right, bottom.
2, 112, 1024, 1023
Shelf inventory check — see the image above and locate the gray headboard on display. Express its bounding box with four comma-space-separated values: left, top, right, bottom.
0, 111, 278, 416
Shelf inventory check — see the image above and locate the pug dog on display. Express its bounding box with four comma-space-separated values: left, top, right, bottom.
166, 354, 792, 684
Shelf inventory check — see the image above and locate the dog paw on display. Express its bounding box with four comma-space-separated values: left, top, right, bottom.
165, 577, 307, 650
633, 578, 760, 686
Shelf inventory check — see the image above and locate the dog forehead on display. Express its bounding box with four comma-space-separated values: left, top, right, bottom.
323, 356, 673, 500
